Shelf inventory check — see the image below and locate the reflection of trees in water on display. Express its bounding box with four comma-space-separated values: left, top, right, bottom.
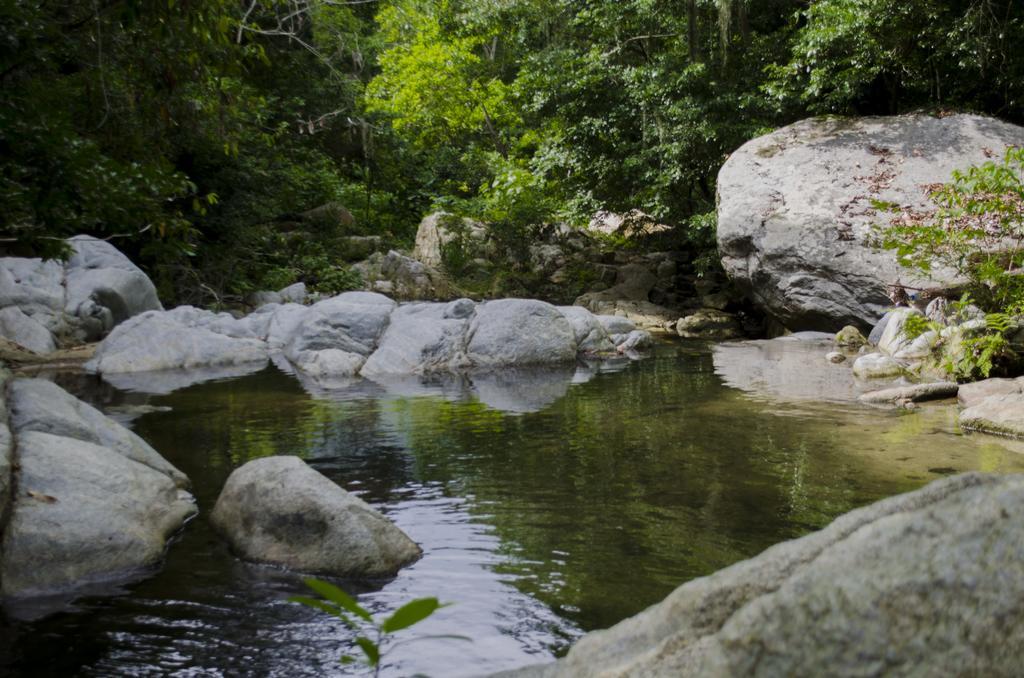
127, 351, 1024, 634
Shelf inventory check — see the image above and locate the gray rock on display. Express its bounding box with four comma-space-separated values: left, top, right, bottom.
0, 373, 11, 532
834, 325, 867, 347
852, 352, 904, 379
676, 309, 743, 340
361, 303, 470, 376
466, 299, 577, 367
338, 235, 382, 261
87, 311, 268, 375
0, 236, 161, 348
497, 473, 1024, 678
0, 306, 56, 354
868, 310, 893, 345
8, 379, 188, 487
586, 209, 671, 239
717, 115, 1024, 330
247, 290, 282, 307
444, 298, 476, 319
877, 307, 921, 356
858, 381, 958, 406
0, 430, 195, 599
616, 330, 652, 352
299, 202, 355, 228
413, 212, 489, 270
64, 235, 163, 341
284, 292, 395, 383
558, 306, 615, 353
265, 303, 310, 349
957, 377, 1024, 408
825, 351, 846, 363
277, 282, 307, 304
595, 315, 637, 335
959, 393, 1024, 437
210, 456, 421, 577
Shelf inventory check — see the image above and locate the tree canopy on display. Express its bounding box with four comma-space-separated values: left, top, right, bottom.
2, 0, 1021, 302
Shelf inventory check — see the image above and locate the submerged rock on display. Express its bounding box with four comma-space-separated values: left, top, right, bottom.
834, 325, 867, 347
497, 473, 1024, 677
676, 309, 743, 340
858, 381, 958, 406
210, 456, 421, 577
717, 114, 1024, 330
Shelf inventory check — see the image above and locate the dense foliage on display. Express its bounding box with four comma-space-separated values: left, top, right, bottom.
2, 0, 1022, 302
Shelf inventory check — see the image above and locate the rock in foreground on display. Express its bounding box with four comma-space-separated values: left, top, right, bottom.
0, 376, 194, 603
210, 456, 421, 577
717, 114, 1024, 331
497, 473, 1024, 677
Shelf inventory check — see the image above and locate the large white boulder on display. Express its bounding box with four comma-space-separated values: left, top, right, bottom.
717, 114, 1024, 330
210, 456, 421, 577
498, 473, 1024, 677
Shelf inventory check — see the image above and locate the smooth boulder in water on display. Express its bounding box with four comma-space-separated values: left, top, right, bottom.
210, 456, 421, 577
0, 376, 195, 602
497, 473, 1024, 677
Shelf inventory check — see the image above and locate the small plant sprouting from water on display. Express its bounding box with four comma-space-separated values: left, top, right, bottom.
289, 578, 467, 676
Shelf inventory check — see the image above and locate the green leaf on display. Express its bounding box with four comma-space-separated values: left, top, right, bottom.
381, 597, 445, 633
340, 655, 356, 665
355, 636, 380, 666
303, 578, 372, 622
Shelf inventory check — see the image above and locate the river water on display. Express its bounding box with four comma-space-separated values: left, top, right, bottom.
2, 339, 1023, 676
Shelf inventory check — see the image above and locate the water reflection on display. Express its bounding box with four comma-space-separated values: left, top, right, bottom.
4, 341, 1024, 676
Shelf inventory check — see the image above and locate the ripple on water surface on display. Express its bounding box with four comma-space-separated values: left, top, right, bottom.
3, 340, 1024, 676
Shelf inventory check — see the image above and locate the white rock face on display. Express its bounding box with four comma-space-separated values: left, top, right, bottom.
467, 299, 577, 367
959, 392, 1024, 437
717, 114, 1024, 330
210, 456, 421, 577
0, 377, 194, 601
496, 473, 1024, 677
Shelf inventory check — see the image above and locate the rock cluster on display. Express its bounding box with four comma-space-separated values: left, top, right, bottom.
85, 292, 652, 392
0, 374, 194, 608
0, 235, 162, 353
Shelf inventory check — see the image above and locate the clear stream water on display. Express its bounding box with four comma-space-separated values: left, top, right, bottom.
3, 339, 1024, 677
